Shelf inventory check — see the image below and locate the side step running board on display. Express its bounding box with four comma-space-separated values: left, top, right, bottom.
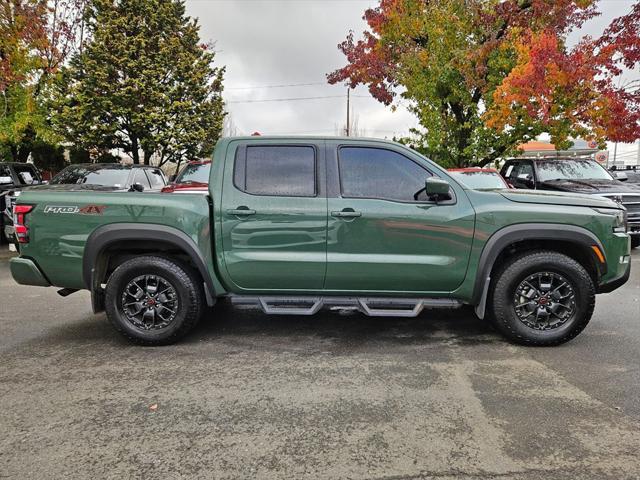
230, 296, 462, 317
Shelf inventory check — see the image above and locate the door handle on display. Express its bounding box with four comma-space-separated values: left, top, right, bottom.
331, 209, 362, 218
227, 207, 256, 216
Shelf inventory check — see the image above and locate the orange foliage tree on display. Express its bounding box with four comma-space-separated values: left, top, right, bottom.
328, 0, 640, 167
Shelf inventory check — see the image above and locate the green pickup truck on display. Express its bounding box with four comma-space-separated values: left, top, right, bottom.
9, 137, 631, 346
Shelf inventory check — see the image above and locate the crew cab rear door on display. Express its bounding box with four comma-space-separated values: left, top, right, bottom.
324, 141, 475, 294
219, 140, 328, 291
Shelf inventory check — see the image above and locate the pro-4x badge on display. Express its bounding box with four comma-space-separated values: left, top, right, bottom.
44, 205, 107, 215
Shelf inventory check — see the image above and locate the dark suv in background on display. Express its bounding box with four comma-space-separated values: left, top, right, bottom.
501, 157, 640, 248
1, 163, 45, 243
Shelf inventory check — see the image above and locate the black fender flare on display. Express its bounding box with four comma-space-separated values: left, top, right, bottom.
472, 223, 605, 318
83, 223, 216, 309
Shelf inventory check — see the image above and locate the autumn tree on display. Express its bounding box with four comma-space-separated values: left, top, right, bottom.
328, 0, 640, 167
0, 0, 86, 162
51, 0, 225, 166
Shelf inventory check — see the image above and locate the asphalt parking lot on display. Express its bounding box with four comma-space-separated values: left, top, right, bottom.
0, 249, 639, 480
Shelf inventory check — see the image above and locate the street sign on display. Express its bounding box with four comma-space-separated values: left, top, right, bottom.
595, 151, 609, 164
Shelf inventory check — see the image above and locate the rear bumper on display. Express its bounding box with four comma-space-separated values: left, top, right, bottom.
9, 257, 51, 287
3, 224, 15, 242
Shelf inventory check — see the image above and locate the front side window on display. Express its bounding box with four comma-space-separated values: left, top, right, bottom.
146, 169, 166, 188
236, 146, 316, 197
338, 147, 431, 202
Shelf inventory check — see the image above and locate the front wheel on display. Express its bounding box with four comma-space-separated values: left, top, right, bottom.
489, 251, 595, 346
105, 256, 204, 345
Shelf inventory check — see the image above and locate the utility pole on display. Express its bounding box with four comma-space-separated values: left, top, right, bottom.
346, 88, 350, 137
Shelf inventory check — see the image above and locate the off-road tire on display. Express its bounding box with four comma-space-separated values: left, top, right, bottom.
489, 250, 595, 346
631, 236, 640, 249
105, 256, 203, 345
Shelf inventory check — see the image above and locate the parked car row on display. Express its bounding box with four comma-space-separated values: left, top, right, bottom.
2, 163, 167, 243
1, 163, 46, 243
2, 156, 639, 248
499, 157, 640, 248
435, 159, 640, 249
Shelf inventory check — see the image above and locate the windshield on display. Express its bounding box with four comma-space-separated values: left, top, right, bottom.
176, 163, 211, 184
450, 171, 507, 189
51, 167, 130, 188
536, 160, 613, 182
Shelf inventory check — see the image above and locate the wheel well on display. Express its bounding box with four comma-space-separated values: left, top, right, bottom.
94, 240, 203, 288
489, 240, 600, 285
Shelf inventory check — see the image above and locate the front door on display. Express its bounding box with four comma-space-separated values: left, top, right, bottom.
220, 142, 328, 291
324, 144, 475, 294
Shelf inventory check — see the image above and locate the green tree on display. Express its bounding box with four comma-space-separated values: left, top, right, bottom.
51, 0, 225, 166
1, 0, 86, 162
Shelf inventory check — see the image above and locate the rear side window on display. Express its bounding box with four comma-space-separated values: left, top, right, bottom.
146, 169, 166, 189
132, 169, 151, 189
13, 164, 39, 185
338, 147, 431, 202
235, 145, 316, 197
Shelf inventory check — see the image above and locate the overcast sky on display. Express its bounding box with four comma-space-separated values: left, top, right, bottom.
185, 0, 639, 161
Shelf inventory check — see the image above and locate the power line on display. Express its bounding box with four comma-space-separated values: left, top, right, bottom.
226, 94, 371, 103
226, 81, 328, 90
227, 94, 345, 103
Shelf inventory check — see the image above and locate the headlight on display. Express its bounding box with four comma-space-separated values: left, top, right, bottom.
594, 208, 627, 233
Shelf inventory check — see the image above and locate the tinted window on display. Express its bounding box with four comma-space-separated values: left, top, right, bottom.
0, 164, 12, 184
507, 162, 534, 179
237, 146, 316, 197
13, 164, 39, 185
339, 147, 431, 202
146, 169, 165, 189
132, 169, 151, 189
176, 163, 211, 184
52, 166, 131, 188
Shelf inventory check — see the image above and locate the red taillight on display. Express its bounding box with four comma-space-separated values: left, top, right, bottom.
13, 205, 34, 243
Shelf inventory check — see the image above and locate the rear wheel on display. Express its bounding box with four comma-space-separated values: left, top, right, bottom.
489, 250, 595, 346
631, 236, 640, 249
105, 256, 203, 345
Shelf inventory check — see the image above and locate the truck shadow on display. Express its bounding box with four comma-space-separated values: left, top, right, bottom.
186, 300, 500, 348
13, 301, 501, 352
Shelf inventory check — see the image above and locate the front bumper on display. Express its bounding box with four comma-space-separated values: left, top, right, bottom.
597, 232, 631, 293
598, 259, 631, 293
9, 257, 51, 287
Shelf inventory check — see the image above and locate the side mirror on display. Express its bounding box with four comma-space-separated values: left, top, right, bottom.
426, 177, 451, 198
130, 183, 145, 192
613, 171, 628, 182
0, 176, 13, 185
